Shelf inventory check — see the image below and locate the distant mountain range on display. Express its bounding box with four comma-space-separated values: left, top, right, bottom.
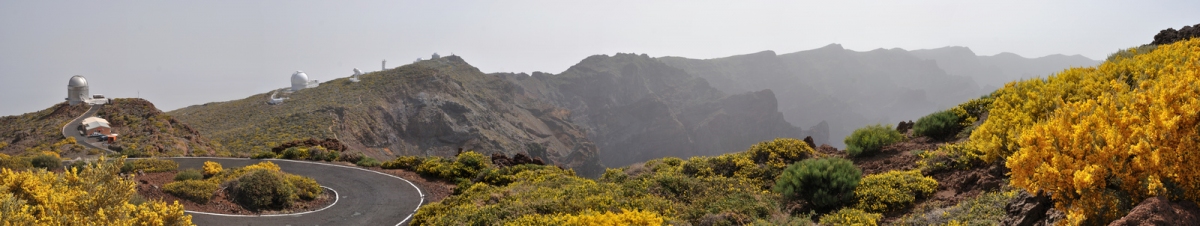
661, 44, 1099, 147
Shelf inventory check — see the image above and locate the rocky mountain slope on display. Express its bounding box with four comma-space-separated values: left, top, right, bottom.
500, 53, 806, 167
660, 44, 1097, 148
171, 56, 606, 176
0, 98, 223, 158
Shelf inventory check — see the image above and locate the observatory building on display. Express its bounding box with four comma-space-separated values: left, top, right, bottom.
291, 71, 320, 91
66, 75, 110, 106
67, 75, 90, 105
350, 68, 362, 82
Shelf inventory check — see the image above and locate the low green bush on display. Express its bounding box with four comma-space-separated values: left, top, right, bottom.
913, 110, 963, 140
844, 124, 903, 157
286, 174, 322, 200
279, 147, 309, 160
916, 142, 984, 173
174, 169, 204, 181
854, 170, 938, 213
30, 154, 61, 170
250, 151, 276, 159
355, 157, 381, 167
896, 189, 1018, 225
381, 156, 424, 170
339, 152, 365, 163
163, 180, 219, 204
124, 158, 178, 173
773, 157, 861, 211
233, 169, 296, 210
819, 208, 881, 226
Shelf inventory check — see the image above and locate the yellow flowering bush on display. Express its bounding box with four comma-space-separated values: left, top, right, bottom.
854, 170, 938, 213
0, 157, 192, 225
819, 208, 881, 226
202, 161, 222, 177
163, 180, 220, 204
1005, 38, 1200, 224
746, 138, 819, 174
505, 209, 666, 226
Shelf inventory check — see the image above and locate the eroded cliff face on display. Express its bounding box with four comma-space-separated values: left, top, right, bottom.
501, 53, 804, 167
172, 56, 604, 176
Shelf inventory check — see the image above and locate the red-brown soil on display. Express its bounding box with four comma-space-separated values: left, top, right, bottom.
135, 171, 335, 215
1110, 197, 1200, 226
372, 168, 455, 203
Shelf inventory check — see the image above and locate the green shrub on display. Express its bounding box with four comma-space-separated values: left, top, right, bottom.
339, 152, 365, 163
854, 170, 938, 213
0, 154, 33, 170
124, 158, 178, 173
381, 156, 424, 170
306, 146, 338, 162
174, 169, 204, 181
250, 151, 276, 159
844, 124, 903, 157
913, 110, 963, 140
355, 157, 381, 167
916, 143, 984, 173
30, 154, 61, 170
896, 189, 1018, 226
233, 169, 296, 210
163, 180, 219, 204
279, 147, 309, 160
773, 157, 861, 210
819, 208, 881, 226
286, 174, 322, 200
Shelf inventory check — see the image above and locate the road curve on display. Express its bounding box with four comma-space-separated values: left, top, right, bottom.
61, 104, 113, 153
167, 158, 424, 226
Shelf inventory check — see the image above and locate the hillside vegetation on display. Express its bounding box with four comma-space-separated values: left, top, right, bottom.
0, 98, 223, 158
170, 56, 606, 176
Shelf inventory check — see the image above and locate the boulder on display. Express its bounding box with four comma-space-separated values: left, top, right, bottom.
1109, 197, 1200, 226
1002, 191, 1063, 226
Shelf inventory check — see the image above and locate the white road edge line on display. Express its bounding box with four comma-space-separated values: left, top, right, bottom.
183, 186, 339, 217
149, 157, 426, 226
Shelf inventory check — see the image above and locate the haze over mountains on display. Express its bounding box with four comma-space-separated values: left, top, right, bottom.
662, 44, 1100, 147
160, 44, 1098, 173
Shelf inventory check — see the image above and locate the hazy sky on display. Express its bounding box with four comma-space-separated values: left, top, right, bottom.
2, 1, 1197, 116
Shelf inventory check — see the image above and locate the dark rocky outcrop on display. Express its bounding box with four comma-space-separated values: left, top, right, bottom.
1152, 23, 1200, 45
1002, 191, 1064, 226
896, 120, 914, 134
1109, 197, 1200, 226
490, 152, 546, 167
502, 53, 804, 167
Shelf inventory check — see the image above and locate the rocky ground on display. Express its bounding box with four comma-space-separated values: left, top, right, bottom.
134, 171, 335, 215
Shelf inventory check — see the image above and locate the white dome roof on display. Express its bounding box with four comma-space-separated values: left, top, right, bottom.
69, 75, 88, 88
292, 71, 309, 85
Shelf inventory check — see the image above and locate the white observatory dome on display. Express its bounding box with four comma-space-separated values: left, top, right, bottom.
291, 71, 310, 91
69, 75, 88, 88
67, 75, 91, 106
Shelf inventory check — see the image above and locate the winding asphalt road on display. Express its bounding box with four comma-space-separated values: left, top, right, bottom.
169, 158, 424, 226
61, 104, 113, 153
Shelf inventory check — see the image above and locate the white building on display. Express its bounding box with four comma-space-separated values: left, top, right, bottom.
291, 71, 319, 91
